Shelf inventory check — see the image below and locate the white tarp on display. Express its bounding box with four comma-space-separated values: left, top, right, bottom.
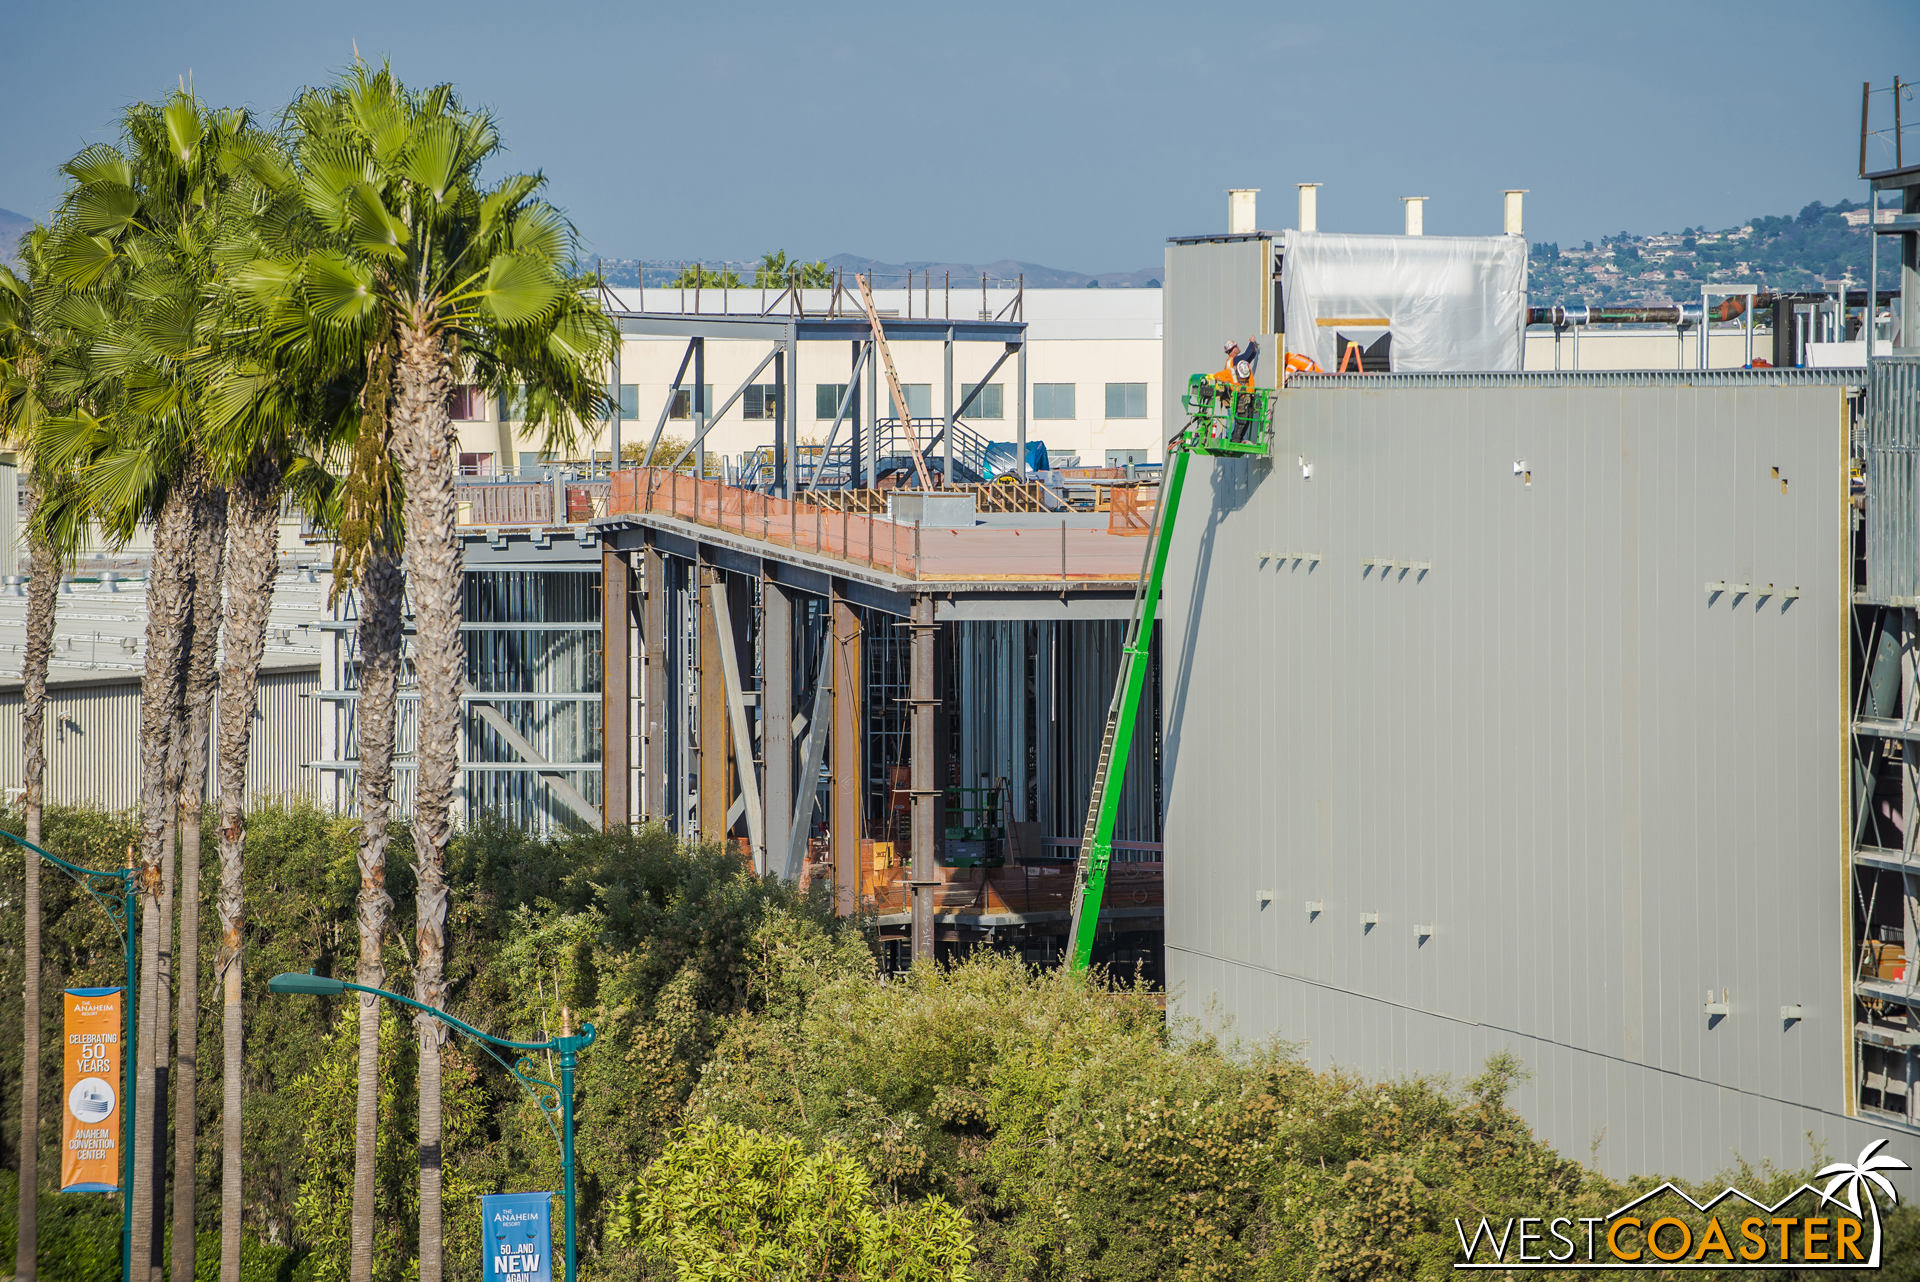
1282, 231, 1527, 373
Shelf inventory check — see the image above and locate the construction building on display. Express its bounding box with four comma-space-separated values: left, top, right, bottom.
1153, 174, 1920, 1184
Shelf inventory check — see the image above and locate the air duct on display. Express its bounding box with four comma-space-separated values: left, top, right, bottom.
1402, 197, 1426, 236
1504, 189, 1527, 236
1297, 183, 1321, 232
1228, 188, 1259, 234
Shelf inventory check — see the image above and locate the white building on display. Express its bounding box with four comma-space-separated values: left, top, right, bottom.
453, 286, 1169, 471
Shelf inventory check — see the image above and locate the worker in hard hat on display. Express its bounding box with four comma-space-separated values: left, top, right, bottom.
1211, 337, 1261, 442
1214, 337, 1260, 389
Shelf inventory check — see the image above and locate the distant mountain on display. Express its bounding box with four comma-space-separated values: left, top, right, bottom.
0, 208, 31, 268
821, 255, 1160, 290
588, 254, 1160, 290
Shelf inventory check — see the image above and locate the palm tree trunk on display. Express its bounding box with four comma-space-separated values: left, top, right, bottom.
394, 317, 457, 1282
14, 523, 59, 1282
133, 478, 197, 1282
213, 459, 279, 1282
172, 483, 226, 1282
350, 546, 402, 1282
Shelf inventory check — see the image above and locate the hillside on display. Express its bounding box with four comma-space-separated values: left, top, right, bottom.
1529, 198, 1888, 306
0, 208, 31, 268
590, 254, 1159, 290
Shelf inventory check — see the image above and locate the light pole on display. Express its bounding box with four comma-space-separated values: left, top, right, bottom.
0, 828, 140, 1282
267, 971, 595, 1282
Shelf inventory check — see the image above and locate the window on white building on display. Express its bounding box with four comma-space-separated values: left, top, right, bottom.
604, 383, 638, 418
1034, 383, 1076, 419
448, 385, 487, 420
668, 386, 715, 420
743, 384, 781, 420
815, 384, 863, 420
1104, 382, 1147, 418
958, 383, 1003, 419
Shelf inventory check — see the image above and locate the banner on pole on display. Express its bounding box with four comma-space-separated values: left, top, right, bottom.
482, 1192, 554, 1282
61, 987, 122, 1193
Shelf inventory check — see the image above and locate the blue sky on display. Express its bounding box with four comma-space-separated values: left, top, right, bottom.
5, 1, 1916, 272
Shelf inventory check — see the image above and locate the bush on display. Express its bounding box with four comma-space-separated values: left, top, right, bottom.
607, 1117, 974, 1281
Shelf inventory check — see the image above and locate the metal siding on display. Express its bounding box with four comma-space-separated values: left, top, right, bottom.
1162, 240, 1270, 436
1165, 379, 1909, 1182
0, 667, 321, 813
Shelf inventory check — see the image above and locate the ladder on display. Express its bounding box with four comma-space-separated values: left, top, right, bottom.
856, 274, 934, 491
1064, 373, 1271, 971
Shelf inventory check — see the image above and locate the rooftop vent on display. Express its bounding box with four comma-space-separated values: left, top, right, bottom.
1227, 188, 1259, 234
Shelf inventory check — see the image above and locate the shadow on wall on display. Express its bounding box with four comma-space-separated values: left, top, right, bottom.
1161, 454, 1266, 798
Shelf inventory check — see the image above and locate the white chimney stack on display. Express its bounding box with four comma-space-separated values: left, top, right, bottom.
1402, 197, 1426, 236
1227, 188, 1259, 234
1297, 183, 1321, 232
1504, 189, 1527, 236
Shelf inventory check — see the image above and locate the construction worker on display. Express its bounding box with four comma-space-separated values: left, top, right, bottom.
1214, 337, 1260, 389
1213, 337, 1260, 442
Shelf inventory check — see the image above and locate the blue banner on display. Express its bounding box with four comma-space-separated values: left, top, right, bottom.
482, 1192, 555, 1282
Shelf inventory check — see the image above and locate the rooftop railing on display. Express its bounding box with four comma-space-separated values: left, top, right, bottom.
610, 467, 923, 579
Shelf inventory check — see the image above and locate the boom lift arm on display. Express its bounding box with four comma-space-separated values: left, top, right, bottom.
1065, 369, 1272, 971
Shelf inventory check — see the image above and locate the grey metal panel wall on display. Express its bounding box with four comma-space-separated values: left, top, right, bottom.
1161, 379, 1909, 1181
0, 666, 320, 812
1163, 239, 1270, 432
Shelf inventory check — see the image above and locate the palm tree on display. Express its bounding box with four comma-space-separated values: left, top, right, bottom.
275, 65, 614, 1279
0, 244, 58, 1282
36, 91, 264, 1281
1817, 1138, 1911, 1265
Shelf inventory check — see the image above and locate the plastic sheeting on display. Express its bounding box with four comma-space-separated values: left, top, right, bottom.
1282, 231, 1527, 373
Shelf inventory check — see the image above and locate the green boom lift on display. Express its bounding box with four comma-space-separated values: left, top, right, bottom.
1065, 373, 1273, 970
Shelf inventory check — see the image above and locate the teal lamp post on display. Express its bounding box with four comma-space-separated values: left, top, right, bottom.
0, 828, 140, 1282
267, 971, 595, 1282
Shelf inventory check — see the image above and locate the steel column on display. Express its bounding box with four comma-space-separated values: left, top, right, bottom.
601, 548, 631, 828
910, 594, 937, 961
694, 337, 706, 478
610, 341, 623, 465
1016, 341, 1028, 478
785, 325, 800, 497
850, 340, 864, 488
697, 563, 728, 840
642, 538, 667, 822
773, 346, 785, 496
763, 581, 795, 871
865, 339, 879, 490
944, 330, 954, 485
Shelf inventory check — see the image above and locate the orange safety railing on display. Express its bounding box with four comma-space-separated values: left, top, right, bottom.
609, 468, 922, 579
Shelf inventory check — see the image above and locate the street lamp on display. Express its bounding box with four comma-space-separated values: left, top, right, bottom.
0, 828, 140, 1282
267, 971, 596, 1282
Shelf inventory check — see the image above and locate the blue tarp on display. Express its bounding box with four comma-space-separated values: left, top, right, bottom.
983, 440, 1050, 480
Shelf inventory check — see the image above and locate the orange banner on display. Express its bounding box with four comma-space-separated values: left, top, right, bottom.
61, 987, 121, 1193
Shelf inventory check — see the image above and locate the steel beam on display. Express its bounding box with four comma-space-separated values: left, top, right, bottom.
708, 576, 766, 866
601, 547, 631, 828
643, 338, 696, 469
790, 638, 833, 883
468, 695, 603, 829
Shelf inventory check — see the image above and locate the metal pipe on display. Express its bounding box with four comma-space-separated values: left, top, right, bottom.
694, 337, 706, 477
